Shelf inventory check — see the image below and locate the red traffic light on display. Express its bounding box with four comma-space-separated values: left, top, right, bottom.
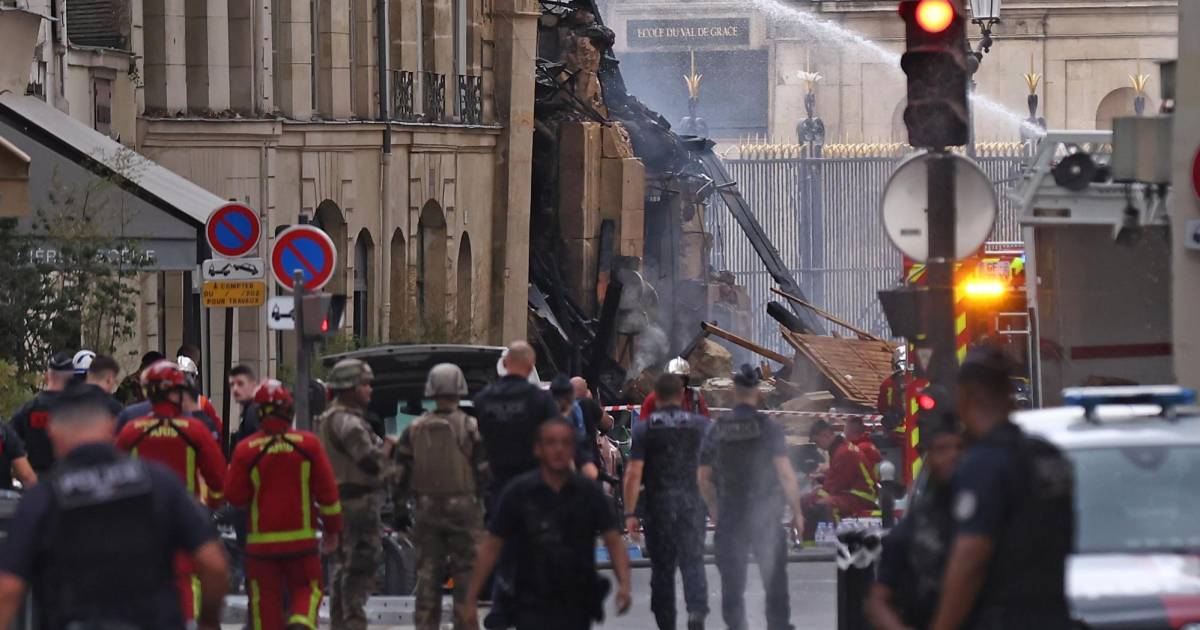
915, 0, 955, 33
918, 393, 937, 411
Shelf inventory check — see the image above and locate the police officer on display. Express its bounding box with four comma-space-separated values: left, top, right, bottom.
929, 347, 1074, 630
11, 350, 76, 474
866, 413, 964, 630
698, 365, 803, 630
395, 363, 490, 630
475, 341, 560, 500
316, 358, 396, 630
464, 418, 632, 630
226, 380, 343, 630
0, 384, 229, 630
471, 341, 559, 626
623, 373, 711, 630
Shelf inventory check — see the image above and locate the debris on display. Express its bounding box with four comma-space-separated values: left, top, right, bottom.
686, 339, 732, 382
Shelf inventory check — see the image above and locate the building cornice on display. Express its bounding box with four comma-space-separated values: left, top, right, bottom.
138, 117, 501, 152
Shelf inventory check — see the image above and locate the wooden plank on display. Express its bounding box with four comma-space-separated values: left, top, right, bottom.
771, 287, 887, 343
701, 321, 794, 366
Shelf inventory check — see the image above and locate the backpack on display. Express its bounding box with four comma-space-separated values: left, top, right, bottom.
408, 409, 478, 497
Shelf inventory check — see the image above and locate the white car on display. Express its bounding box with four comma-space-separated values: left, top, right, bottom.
1014, 386, 1200, 630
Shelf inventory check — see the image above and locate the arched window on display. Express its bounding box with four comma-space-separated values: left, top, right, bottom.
353, 229, 374, 340
389, 229, 408, 340
456, 233, 473, 337
417, 201, 447, 325
312, 201, 349, 297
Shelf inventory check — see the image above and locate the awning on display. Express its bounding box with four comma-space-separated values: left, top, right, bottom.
0, 91, 225, 270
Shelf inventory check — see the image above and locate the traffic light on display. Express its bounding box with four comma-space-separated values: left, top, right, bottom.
914, 383, 955, 448
299, 293, 346, 339
899, 0, 970, 148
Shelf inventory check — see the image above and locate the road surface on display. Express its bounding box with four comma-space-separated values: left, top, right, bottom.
223, 560, 839, 628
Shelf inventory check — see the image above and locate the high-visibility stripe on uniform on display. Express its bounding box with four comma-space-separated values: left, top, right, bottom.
852, 461, 878, 504
186, 447, 196, 495
250, 468, 261, 534
319, 502, 342, 516
247, 528, 318, 544
288, 580, 322, 629
191, 574, 201, 620
250, 580, 262, 630
300, 461, 312, 534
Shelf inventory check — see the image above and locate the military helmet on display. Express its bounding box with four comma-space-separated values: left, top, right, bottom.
666, 357, 691, 377
424, 363, 468, 398
326, 358, 374, 390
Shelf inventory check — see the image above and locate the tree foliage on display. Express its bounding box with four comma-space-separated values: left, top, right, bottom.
0, 151, 151, 374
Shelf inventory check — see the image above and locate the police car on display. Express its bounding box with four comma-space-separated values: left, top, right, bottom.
1014, 386, 1200, 630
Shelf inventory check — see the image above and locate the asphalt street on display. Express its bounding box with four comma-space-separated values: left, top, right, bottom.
223, 560, 839, 629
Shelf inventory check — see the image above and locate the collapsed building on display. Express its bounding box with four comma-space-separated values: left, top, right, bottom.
525, 0, 894, 414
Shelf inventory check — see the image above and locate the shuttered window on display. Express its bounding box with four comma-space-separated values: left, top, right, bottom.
67, 0, 126, 49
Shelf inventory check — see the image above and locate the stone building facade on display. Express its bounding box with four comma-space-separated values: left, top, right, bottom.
604, 0, 1178, 144
20, 0, 539, 386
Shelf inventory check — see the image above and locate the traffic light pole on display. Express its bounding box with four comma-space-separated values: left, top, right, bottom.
293, 270, 312, 431
925, 151, 959, 395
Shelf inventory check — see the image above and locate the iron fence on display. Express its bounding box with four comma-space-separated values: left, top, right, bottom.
707, 146, 1029, 353
458, 75, 482, 125
390, 70, 415, 121
423, 72, 446, 123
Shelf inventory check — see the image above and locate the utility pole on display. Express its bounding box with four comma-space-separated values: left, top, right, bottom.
925, 153, 960, 390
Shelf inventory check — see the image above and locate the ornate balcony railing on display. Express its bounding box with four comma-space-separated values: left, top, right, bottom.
457, 75, 482, 125
423, 72, 445, 123
390, 70, 414, 121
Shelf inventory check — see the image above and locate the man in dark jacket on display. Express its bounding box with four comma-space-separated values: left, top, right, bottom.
10, 351, 76, 475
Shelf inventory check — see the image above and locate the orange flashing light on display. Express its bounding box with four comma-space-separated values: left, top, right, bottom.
915, 0, 955, 33
962, 278, 1007, 299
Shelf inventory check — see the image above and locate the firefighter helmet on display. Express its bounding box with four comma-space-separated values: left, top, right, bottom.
424, 363, 468, 398
177, 356, 199, 376
326, 359, 374, 390
72, 350, 96, 375
666, 357, 691, 377
141, 361, 190, 400
254, 379, 295, 422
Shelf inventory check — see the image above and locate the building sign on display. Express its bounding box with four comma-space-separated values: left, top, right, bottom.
627, 18, 750, 49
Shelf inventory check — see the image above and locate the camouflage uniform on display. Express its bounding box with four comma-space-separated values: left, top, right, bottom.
316, 359, 392, 630
395, 363, 489, 630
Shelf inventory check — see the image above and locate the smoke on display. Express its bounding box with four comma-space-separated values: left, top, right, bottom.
628, 321, 670, 380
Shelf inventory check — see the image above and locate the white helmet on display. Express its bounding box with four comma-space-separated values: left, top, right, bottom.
666, 357, 691, 377
72, 350, 96, 375
177, 355, 200, 376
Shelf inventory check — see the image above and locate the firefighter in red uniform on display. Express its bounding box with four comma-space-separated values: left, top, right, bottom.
640, 358, 711, 420
845, 416, 883, 481
116, 361, 228, 623
799, 419, 878, 543
226, 380, 343, 630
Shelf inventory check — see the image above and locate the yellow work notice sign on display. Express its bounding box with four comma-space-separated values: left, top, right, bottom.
202, 280, 267, 308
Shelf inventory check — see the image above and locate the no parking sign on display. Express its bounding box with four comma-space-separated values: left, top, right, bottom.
271, 225, 337, 292
205, 203, 261, 258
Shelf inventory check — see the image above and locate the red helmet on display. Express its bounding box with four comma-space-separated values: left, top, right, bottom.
141, 361, 191, 401
254, 379, 294, 423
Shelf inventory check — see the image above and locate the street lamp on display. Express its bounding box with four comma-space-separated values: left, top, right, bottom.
967, 0, 1001, 57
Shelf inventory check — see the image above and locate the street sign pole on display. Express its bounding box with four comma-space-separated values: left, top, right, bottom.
221, 307, 234, 457
294, 270, 311, 431
925, 150, 959, 398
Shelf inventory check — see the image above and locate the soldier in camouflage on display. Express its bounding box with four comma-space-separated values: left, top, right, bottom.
315, 358, 396, 630
394, 363, 490, 630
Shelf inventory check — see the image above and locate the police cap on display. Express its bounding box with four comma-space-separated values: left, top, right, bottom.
733, 364, 761, 388
425, 363, 468, 398
48, 351, 75, 373
549, 374, 574, 398
326, 359, 374, 390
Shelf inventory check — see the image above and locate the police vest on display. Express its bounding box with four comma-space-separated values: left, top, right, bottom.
474, 380, 547, 482
407, 409, 478, 497
976, 425, 1075, 620
642, 408, 706, 502
711, 408, 782, 512
903, 483, 954, 628
43, 458, 164, 629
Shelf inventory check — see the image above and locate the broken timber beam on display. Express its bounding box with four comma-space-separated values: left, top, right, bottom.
770, 287, 886, 343
700, 321, 793, 366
